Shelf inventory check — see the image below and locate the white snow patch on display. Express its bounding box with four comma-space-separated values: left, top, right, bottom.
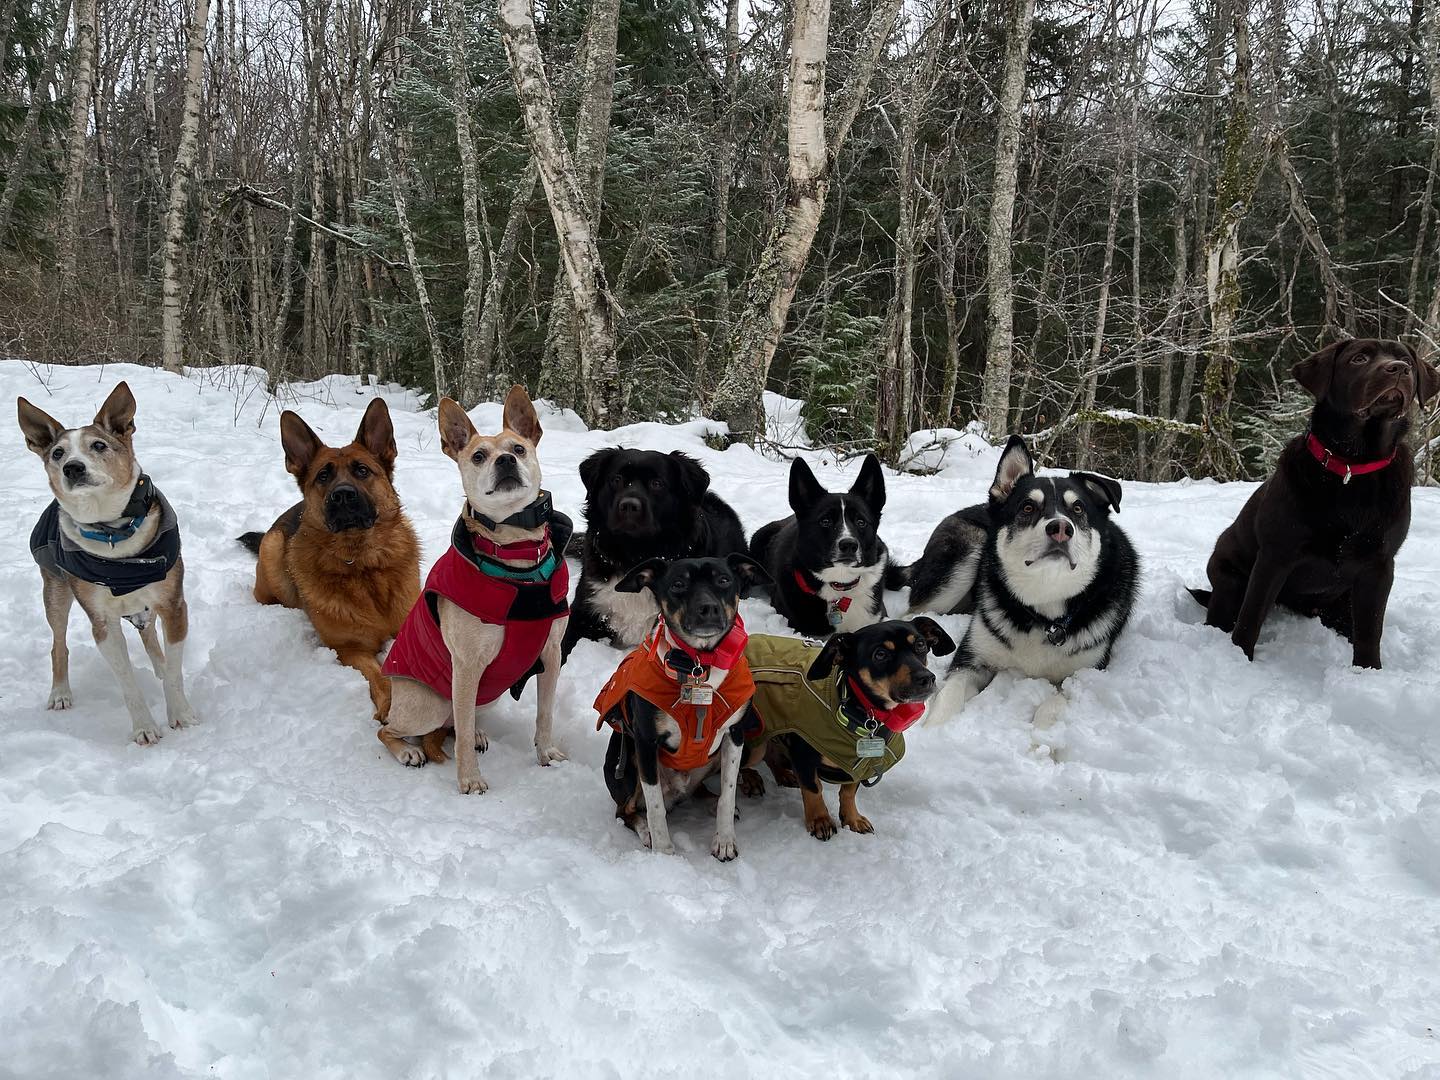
3, 363, 1440, 1078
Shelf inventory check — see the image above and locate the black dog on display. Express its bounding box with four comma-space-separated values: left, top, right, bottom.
593, 554, 769, 861
563, 449, 748, 660
750, 455, 895, 635
930, 436, 1139, 728
904, 505, 992, 614
1191, 339, 1439, 668
742, 619, 954, 840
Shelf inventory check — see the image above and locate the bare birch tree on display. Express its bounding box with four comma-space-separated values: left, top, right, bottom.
53, 0, 97, 289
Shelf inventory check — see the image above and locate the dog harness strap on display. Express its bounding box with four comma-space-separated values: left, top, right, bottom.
73, 474, 156, 545
30, 488, 181, 597
647, 615, 750, 674
1304, 432, 1397, 484
466, 490, 555, 531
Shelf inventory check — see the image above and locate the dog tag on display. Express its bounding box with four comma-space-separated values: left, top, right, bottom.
1045, 623, 1068, 646
855, 737, 886, 758
827, 604, 845, 628
682, 684, 714, 706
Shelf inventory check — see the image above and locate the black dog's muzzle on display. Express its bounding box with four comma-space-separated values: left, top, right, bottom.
324, 484, 377, 532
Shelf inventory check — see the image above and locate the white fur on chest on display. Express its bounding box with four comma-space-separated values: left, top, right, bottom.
968, 593, 1116, 684
811, 561, 885, 632
587, 575, 659, 646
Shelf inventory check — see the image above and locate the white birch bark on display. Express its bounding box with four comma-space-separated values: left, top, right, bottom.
444, 0, 489, 402
54, 0, 98, 289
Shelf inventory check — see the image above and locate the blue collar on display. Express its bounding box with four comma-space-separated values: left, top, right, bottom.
76, 475, 155, 546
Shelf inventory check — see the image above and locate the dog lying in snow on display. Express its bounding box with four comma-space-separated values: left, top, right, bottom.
19, 382, 200, 745
926, 436, 1139, 729
594, 554, 769, 860
378, 387, 572, 794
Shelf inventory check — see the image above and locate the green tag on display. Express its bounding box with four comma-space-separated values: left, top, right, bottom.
855, 737, 886, 758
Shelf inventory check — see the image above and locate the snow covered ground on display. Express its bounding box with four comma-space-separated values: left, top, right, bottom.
3, 363, 1439, 1080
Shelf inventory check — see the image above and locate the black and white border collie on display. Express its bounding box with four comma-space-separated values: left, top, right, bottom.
926, 436, 1139, 728
750, 455, 893, 636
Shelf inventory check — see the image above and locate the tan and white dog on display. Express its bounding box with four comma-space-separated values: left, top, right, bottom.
18, 383, 199, 745
378, 387, 572, 794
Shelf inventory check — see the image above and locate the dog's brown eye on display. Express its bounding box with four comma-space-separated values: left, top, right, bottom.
353, 463, 370, 479
1071, 504, 1085, 517
820, 517, 833, 528
650, 478, 665, 491
715, 576, 731, 588
610, 474, 624, 487
90, 441, 106, 453
1350, 354, 1367, 365
471, 450, 487, 464
512, 443, 525, 456
316, 465, 334, 484
1020, 504, 1035, 516
51, 447, 63, 460
854, 516, 868, 528
872, 648, 889, 664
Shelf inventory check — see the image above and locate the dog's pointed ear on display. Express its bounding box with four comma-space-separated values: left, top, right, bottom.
18, 397, 65, 455
437, 397, 477, 461
356, 397, 397, 476
616, 558, 667, 594
579, 447, 619, 494
726, 552, 772, 590
669, 451, 712, 501
1406, 341, 1440, 405
1070, 470, 1123, 514
280, 411, 325, 482
911, 616, 956, 657
502, 384, 542, 444
990, 436, 1033, 502
849, 453, 887, 516
93, 382, 136, 442
806, 633, 851, 681
1292, 341, 1346, 400
787, 457, 826, 513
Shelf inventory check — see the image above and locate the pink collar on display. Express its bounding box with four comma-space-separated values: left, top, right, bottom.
1305, 432, 1395, 484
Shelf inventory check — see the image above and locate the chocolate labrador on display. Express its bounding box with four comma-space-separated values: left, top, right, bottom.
1191, 338, 1439, 668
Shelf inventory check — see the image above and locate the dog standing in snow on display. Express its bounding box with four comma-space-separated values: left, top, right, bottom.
593, 554, 769, 860
925, 436, 1138, 728
378, 387, 572, 794
18, 382, 200, 745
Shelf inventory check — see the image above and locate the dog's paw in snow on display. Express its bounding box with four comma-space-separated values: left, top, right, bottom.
457, 770, 489, 794
1032, 692, 1068, 730
711, 834, 738, 862
535, 743, 566, 766
47, 686, 74, 710
924, 673, 976, 726
132, 724, 162, 746
167, 705, 199, 730
395, 744, 426, 767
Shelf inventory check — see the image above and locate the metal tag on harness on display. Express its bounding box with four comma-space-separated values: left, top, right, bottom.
855, 736, 886, 758
681, 684, 714, 706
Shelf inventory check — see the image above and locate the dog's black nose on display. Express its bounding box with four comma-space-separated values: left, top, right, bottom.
330, 484, 360, 506
62, 460, 85, 481
912, 668, 936, 693
837, 538, 859, 557
694, 599, 721, 622
1046, 518, 1073, 542
495, 452, 516, 470
618, 496, 643, 517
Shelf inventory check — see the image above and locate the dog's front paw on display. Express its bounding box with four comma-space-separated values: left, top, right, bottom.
738, 768, 766, 798
167, 705, 199, 730
47, 686, 73, 710
1032, 693, 1068, 731
711, 834, 739, 862
807, 814, 838, 841
535, 743, 566, 766
1230, 631, 1257, 661
457, 770, 489, 795
396, 745, 427, 767
842, 813, 874, 834
474, 728, 490, 754
638, 824, 674, 854
132, 725, 162, 746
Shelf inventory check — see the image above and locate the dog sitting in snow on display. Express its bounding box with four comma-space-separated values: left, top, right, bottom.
741, 618, 953, 840
594, 554, 769, 860
378, 387, 572, 794
18, 382, 200, 744
927, 436, 1138, 728
749, 454, 898, 636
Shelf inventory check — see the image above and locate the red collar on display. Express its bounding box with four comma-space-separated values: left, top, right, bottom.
1304, 432, 1396, 484
793, 569, 860, 612
846, 676, 925, 732
468, 525, 552, 564
647, 615, 749, 678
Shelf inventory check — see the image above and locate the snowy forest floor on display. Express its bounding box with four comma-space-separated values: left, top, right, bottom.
2, 363, 1439, 1079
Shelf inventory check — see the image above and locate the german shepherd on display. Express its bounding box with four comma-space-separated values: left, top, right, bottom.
239, 398, 420, 720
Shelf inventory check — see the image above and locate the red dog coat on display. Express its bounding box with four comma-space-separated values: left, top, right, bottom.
383, 512, 571, 706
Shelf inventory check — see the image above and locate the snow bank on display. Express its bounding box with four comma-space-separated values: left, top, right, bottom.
3, 362, 1439, 1078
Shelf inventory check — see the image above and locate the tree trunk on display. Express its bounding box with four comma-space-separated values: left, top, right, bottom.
1271, 131, 1344, 335
1077, 144, 1126, 467
54, 0, 98, 290
978, 0, 1038, 437
935, 206, 962, 426
444, 0, 489, 403
499, 0, 622, 426
1200, 0, 1256, 480
1407, 0, 1440, 335
159, 0, 212, 373
0, 0, 72, 238
476, 160, 538, 392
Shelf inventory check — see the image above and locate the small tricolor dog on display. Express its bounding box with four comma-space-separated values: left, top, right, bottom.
742, 618, 953, 839
379, 387, 571, 794
593, 554, 769, 860
19, 383, 200, 744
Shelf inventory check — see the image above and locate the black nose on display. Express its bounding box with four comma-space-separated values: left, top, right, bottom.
837, 538, 859, 557
496, 453, 516, 470
1046, 518, 1073, 542
62, 461, 85, 481
618, 496, 643, 517
694, 599, 721, 622
330, 484, 360, 506
912, 668, 936, 692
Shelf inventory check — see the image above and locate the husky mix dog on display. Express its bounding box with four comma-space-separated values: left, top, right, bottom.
927, 436, 1139, 728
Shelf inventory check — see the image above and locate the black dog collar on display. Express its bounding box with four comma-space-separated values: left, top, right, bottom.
467, 490, 554, 531
75, 474, 156, 545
